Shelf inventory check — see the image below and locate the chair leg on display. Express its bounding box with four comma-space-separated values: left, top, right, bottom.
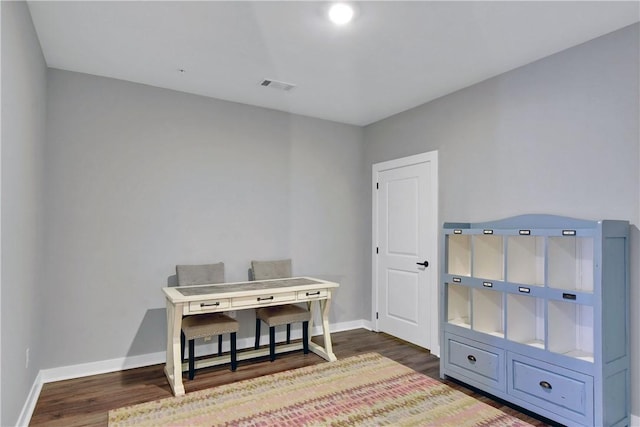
230, 332, 237, 371
302, 321, 309, 354
269, 326, 276, 362
188, 339, 195, 380
255, 318, 261, 349
286, 324, 291, 344
218, 335, 223, 356
181, 331, 186, 362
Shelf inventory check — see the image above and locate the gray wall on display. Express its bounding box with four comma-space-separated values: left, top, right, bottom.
2, 5, 638, 424
42, 69, 367, 368
1, 1, 48, 425
364, 23, 640, 417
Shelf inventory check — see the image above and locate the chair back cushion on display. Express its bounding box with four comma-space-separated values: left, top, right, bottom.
251, 259, 292, 280
176, 263, 225, 286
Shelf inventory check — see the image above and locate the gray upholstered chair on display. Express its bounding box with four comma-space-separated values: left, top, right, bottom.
251, 259, 311, 362
176, 263, 238, 379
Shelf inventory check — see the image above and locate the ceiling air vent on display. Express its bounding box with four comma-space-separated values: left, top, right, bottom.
260, 79, 296, 92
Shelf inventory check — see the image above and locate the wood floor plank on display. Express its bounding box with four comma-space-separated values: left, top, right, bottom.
30, 329, 558, 426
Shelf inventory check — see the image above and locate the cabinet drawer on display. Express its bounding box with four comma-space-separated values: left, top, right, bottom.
232, 292, 296, 307
188, 298, 230, 313
297, 289, 328, 300
445, 334, 505, 390
508, 354, 593, 424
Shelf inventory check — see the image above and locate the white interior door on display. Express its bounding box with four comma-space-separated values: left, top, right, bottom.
373, 152, 439, 355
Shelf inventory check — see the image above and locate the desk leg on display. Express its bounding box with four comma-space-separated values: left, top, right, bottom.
319, 294, 336, 361
164, 300, 185, 396
308, 293, 337, 362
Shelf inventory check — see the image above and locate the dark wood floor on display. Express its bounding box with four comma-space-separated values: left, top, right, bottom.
30, 329, 557, 426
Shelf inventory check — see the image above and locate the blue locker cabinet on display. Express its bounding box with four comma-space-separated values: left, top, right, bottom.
440, 215, 629, 427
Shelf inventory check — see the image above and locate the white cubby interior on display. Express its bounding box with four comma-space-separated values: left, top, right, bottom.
547, 300, 594, 362
506, 235, 544, 286
446, 234, 471, 276
472, 288, 504, 337
446, 283, 471, 328
547, 236, 594, 292
506, 294, 545, 349
472, 235, 504, 280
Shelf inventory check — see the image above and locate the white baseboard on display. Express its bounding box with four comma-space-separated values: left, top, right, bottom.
18, 319, 369, 426
39, 350, 167, 384
15, 371, 43, 427
632, 414, 640, 427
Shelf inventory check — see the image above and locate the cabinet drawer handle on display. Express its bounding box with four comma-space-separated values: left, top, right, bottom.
201, 302, 220, 307
257, 296, 274, 302
562, 293, 577, 300
306, 291, 321, 296
539, 381, 552, 390
467, 355, 476, 362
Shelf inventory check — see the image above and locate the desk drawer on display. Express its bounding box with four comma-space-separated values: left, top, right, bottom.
232, 292, 296, 307
188, 298, 230, 313
297, 289, 328, 301
508, 353, 593, 424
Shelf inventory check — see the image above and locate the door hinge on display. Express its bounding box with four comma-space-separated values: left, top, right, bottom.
376, 312, 379, 319
376, 182, 379, 189
376, 247, 379, 254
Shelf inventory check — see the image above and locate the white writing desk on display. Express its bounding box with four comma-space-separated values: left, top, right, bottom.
163, 277, 339, 396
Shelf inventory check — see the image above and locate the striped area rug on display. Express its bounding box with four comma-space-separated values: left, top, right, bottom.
109, 352, 534, 426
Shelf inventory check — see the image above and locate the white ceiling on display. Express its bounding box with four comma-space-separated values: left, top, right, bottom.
27, 1, 639, 126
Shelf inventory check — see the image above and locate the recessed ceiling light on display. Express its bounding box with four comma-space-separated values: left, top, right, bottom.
328, 3, 354, 25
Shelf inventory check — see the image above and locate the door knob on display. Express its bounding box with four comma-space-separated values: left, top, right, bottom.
416, 261, 429, 267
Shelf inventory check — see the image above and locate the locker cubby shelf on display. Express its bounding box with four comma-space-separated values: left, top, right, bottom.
440, 215, 629, 427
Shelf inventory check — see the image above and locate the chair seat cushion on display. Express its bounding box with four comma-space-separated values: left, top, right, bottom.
182, 313, 239, 340
256, 304, 311, 327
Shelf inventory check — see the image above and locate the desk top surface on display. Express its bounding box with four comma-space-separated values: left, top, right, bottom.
163, 277, 338, 303
177, 277, 321, 296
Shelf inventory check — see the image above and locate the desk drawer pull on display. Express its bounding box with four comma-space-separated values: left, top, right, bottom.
539, 381, 552, 390
306, 291, 321, 296
188, 298, 230, 313
201, 302, 220, 307
257, 296, 274, 302
467, 355, 477, 362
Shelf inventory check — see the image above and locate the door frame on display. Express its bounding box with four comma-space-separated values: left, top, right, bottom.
372, 151, 439, 356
